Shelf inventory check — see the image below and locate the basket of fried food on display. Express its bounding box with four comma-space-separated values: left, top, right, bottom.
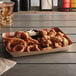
2, 27, 72, 57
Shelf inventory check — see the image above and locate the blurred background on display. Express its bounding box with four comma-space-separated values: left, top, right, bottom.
1, 0, 58, 6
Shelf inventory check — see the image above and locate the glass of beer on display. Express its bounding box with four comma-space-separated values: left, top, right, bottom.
0, 1, 14, 26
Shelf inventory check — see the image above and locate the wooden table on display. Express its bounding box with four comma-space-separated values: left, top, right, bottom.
0, 12, 76, 76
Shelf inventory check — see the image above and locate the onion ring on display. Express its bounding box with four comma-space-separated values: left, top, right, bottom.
3, 37, 13, 46
27, 45, 40, 52
27, 37, 39, 45
21, 32, 29, 41
7, 38, 27, 52
12, 45, 25, 52
15, 31, 29, 41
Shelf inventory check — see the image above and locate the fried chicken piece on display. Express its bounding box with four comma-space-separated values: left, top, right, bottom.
47, 40, 52, 46
50, 37, 60, 43
39, 38, 52, 48
44, 35, 50, 40
63, 37, 69, 46
54, 42, 62, 48
39, 30, 47, 37
40, 41, 48, 48
55, 35, 63, 42
57, 32, 64, 38
48, 29, 57, 37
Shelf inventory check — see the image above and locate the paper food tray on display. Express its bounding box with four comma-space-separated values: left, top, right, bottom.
2, 27, 72, 57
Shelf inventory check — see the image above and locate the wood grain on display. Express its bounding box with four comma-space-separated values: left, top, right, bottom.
2, 64, 76, 76
1, 43, 76, 63
1, 13, 76, 76
10, 21, 76, 27
13, 14, 76, 20
1, 27, 76, 34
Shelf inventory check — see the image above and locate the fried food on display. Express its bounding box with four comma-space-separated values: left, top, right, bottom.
27, 37, 39, 45
15, 31, 29, 41
4, 28, 70, 53
57, 32, 64, 38
13, 45, 25, 52
48, 29, 57, 37
7, 38, 27, 52
63, 37, 69, 46
54, 42, 62, 48
39, 30, 47, 37
27, 45, 40, 52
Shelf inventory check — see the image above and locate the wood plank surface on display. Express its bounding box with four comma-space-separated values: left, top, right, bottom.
0, 44, 8, 58
15, 11, 76, 15
11, 53, 76, 63
2, 14, 76, 28
1, 13, 76, 76
13, 14, 76, 20
1, 27, 76, 34
1, 43, 76, 64
2, 64, 76, 76
14, 11, 76, 15
10, 21, 76, 27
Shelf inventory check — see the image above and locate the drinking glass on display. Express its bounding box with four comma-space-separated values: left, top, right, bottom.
0, 1, 14, 26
